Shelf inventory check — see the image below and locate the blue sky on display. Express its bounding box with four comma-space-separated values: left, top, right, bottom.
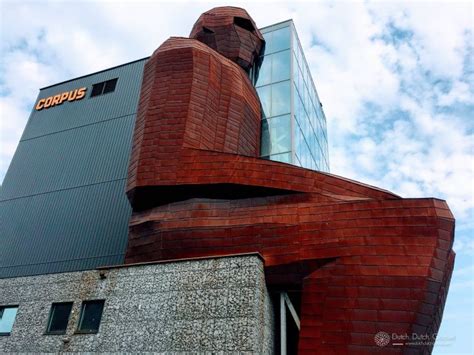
0, 0, 472, 353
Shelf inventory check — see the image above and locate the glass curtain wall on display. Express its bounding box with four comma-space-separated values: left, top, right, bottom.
256, 22, 292, 163
256, 20, 330, 172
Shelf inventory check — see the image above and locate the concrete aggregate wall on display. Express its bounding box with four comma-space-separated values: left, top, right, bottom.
0, 255, 274, 353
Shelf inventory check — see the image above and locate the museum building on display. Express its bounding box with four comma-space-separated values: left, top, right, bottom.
0, 7, 454, 354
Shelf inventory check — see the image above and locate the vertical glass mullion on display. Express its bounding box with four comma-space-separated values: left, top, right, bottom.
290, 23, 295, 165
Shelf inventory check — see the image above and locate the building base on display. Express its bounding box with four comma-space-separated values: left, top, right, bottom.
0, 254, 274, 353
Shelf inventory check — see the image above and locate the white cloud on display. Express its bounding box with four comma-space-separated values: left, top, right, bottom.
0, 2, 473, 352
295, 1, 474, 224
0, 0, 472, 224
437, 80, 473, 106
0, 96, 30, 182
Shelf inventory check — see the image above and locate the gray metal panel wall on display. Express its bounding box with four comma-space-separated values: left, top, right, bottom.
0, 59, 147, 278
21, 59, 146, 141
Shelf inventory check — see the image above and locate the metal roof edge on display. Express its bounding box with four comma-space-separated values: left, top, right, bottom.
40, 56, 150, 90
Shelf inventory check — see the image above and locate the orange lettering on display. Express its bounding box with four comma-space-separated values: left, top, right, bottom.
38, 86, 88, 110
35, 98, 46, 110
68, 90, 77, 101
59, 92, 69, 104
44, 96, 53, 108
76, 87, 87, 100
51, 95, 61, 106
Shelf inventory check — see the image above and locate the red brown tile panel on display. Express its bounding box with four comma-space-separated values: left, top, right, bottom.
125, 6, 455, 354
189, 6, 265, 72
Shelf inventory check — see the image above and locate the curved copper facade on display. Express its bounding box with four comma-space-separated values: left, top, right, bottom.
126, 6, 455, 353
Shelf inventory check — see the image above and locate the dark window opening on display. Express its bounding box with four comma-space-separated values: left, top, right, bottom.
76, 300, 105, 334
45, 302, 73, 335
90, 82, 105, 97
0, 305, 19, 336
234, 17, 255, 32
271, 291, 301, 354
90, 78, 118, 98
103, 78, 118, 94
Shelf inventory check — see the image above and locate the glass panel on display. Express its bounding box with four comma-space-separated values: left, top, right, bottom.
261, 115, 291, 156
294, 120, 304, 167
90, 83, 104, 97
308, 129, 315, 159
256, 55, 272, 87
302, 59, 308, 87
295, 37, 302, 67
295, 89, 304, 124
257, 86, 271, 118
297, 65, 304, 93
298, 69, 304, 96
303, 142, 311, 168
295, 153, 302, 166
305, 65, 311, 90
0, 306, 18, 334
262, 32, 272, 55
301, 110, 309, 140
314, 144, 323, 169
309, 107, 316, 132
271, 26, 291, 53
304, 85, 310, 111
271, 80, 290, 116
47, 303, 73, 334
78, 300, 104, 333
261, 119, 270, 156
259, 24, 330, 172
269, 151, 291, 164
272, 50, 291, 83
293, 52, 299, 84
103, 78, 118, 94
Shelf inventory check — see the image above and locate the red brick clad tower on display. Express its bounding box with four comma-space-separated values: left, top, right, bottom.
125, 6, 455, 354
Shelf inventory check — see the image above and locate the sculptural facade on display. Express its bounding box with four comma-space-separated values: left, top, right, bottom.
126, 6, 455, 353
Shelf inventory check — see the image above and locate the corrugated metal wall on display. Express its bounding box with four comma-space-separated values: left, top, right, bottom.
0, 58, 147, 278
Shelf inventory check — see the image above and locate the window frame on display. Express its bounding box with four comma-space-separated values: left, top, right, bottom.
90, 78, 118, 98
0, 305, 19, 336
102, 78, 118, 94
44, 302, 73, 335
75, 299, 105, 334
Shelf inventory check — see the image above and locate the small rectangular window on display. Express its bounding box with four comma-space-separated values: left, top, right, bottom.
103, 78, 118, 94
90, 82, 105, 97
90, 78, 118, 98
76, 300, 105, 334
0, 305, 19, 336
45, 302, 73, 335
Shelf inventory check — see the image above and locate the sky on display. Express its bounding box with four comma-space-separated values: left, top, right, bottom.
0, 0, 472, 353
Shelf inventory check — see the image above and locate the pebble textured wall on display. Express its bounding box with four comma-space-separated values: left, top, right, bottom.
125, 6, 456, 354
0, 255, 274, 353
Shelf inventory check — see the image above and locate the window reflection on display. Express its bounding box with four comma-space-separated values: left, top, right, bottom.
261, 115, 291, 156
269, 152, 291, 164
271, 80, 290, 116
257, 86, 271, 118
258, 21, 329, 172
271, 26, 291, 53
0, 306, 18, 335
256, 55, 272, 87
272, 50, 291, 83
